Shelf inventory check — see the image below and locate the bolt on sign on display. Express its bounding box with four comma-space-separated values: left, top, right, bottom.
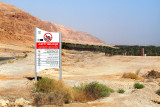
35, 27, 62, 81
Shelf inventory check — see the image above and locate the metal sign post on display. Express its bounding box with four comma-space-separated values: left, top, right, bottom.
35, 27, 37, 81
35, 27, 62, 81
59, 33, 62, 81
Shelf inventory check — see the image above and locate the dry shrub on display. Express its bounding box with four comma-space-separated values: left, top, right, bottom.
8, 59, 14, 63
34, 78, 73, 106
145, 70, 160, 79
73, 83, 89, 102
73, 90, 88, 103
156, 88, 160, 96
16, 57, 25, 60
62, 52, 65, 56
73, 82, 113, 102
136, 77, 145, 81
123, 73, 139, 80
34, 79, 113, 106
33, 92, 65, 106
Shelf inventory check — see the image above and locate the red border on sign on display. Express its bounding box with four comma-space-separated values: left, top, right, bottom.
43, 33, 52, 42
36, 42, 59, 49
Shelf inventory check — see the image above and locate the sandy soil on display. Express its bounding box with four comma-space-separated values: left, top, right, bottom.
0, 48, 160, 107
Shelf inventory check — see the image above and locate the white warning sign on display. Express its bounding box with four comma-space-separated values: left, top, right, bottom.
35, 27, 61, 73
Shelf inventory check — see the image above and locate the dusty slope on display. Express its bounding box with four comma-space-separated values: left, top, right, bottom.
0, 2, 109, 47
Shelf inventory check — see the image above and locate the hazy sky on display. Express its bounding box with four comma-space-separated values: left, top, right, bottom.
1, 0, 160, 46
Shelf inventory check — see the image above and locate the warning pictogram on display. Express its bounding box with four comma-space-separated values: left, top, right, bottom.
44, 33, 52, 42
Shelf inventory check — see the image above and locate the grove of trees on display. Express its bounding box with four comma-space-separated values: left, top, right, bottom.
62, 42, 160, 56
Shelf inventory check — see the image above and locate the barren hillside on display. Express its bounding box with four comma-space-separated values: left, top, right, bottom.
0, 2, 109, 47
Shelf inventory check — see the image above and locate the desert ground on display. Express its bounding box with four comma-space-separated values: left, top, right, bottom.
0, 44, 160, 107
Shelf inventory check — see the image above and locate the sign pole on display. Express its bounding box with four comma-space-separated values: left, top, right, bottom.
59, 33, 62, 81
35, 27, 37, 81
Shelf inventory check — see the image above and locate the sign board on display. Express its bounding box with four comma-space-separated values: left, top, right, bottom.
35, 27, 62, 80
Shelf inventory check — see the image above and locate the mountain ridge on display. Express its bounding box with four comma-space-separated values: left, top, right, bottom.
0, 2, 111, 47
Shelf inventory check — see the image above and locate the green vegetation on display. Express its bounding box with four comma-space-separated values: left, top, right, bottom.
35, 77, 55, 93
33, 78, 114, 106
109, 88, 115, 93
62, 42, 160, 56
115, 45, 160, 56
62, 42, 112, 53
73, 81, 114, 102
123, 73, 139, 80
84, 81, 113, 98
134, 83, 145, 89
117, 89, 125, 94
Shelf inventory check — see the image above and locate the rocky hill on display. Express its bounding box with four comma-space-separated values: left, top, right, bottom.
0, 2, 110, 47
